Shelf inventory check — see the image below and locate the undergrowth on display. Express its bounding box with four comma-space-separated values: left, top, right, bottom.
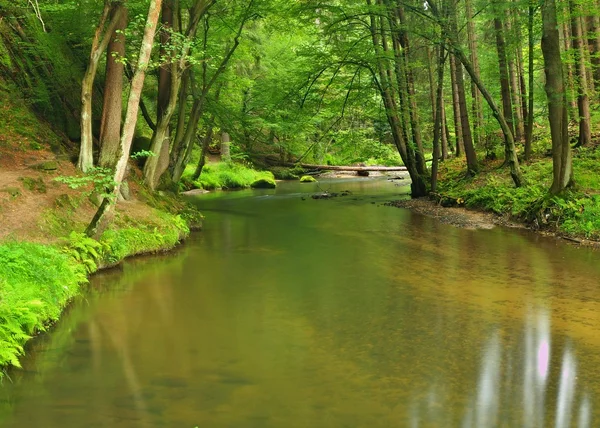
0, 242, 86, 372
436, 149, 600, 240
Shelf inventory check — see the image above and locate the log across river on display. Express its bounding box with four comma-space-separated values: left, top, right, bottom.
1, 178, 599, 427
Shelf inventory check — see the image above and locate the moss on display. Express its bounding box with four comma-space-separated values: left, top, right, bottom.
251, 177, 277, 189
300, 175, 317, 183
19, 176, 46, 193
181, 162, 276, 190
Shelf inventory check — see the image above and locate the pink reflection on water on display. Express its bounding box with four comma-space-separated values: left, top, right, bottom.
537, 339, 550, 380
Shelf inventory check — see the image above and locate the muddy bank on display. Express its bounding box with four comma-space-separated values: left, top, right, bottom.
386, 198, 521, 230
387, 197, 600, 247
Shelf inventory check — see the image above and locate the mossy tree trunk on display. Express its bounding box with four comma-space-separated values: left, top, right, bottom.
78, 2, 124, 172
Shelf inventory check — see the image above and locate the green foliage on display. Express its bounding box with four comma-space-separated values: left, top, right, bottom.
130, 150, 156, 160
61, 232, 108, 274
0, 242, 87, 372
54, 167, 116, 201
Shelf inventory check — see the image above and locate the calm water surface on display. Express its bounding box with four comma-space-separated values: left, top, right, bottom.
1, 178, 600, 427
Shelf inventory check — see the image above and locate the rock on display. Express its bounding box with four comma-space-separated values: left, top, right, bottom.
250, 178, 277, 189
32, 160, 58, 171
120, 181, 131, 200
88, 192, 103, 207
300, 175, 317, 183
2, 187, 21, 197
182, 189, 210, 196
357, 170, 370, 177
19, 177, 46, 193
55, 194, 74, 208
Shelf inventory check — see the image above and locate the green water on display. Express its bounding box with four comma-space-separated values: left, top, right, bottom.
1, 178, 600, 427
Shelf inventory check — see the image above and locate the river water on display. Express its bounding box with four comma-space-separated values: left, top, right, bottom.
1, 178, 600, 427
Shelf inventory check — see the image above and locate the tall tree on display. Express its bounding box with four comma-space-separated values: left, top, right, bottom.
541, 0, 574, 194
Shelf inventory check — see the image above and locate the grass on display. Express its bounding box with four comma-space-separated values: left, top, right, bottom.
181, 162, 276, 191
435, 147, 600, 240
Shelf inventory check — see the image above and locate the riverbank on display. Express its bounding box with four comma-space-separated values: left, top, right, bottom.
388, 151, 600, 246
0, 140, 202, 375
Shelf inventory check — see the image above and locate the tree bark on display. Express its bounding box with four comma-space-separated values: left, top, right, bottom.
98, 2, 127, 168
494, 15, 515, 138
505, 8, 524, 142
432, 44, 446, 193
86, 0, 163, 237
569, 0, 592, 147
586, 14, 600, 91
78, 2, 124, 172
449, 53, 463, 157
465, 0, 483, 147
542, 0, 574, 194
525, 1, 535, 159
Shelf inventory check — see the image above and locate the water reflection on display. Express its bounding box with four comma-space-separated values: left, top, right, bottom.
411, 308, 593, 427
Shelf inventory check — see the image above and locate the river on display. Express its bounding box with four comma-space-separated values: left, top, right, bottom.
1, 178, 599, 427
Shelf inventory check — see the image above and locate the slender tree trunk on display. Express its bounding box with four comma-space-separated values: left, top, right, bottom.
586, 14, 600, 91
562, 19, 579, 113
542, 0, 574, 194
396, 5, 427, 175
525, 1, 536, 159
221, 132, 231, 162
449, 54, 463, 157
86, 0, 163, 237
569, 0, 592, 147
505, 9, 524, 141
448, 0, 478, 173
465, 0, 484, 148
98, 2, 127, 168
441, 95, 450, 159
367, 0, 427, 196
432, 45, 446, 193
192, 121, 215, 180
494, 15, 515, 138
78, 3, 124, 172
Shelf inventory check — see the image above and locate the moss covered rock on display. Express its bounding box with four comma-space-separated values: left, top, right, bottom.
251, 178, 277, 189
300, 175, 317, 183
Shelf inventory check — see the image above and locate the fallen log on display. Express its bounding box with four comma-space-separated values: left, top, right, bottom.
282, 162, 408, 172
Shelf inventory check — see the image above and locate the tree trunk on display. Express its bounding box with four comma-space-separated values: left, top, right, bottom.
562, 19, 579, 113
192, 123, 215, 181
448, 0, 478, 174
494, 15, 515, 138
78, 3, 124, 172
432, 44, 446, 193
542, 0, 574, 194
465, 0, 483, 147
524, 1, 535, 159
367, 0, 427, 196
86, 0, 163, 237
586, 14, 600, 91
98, 2, 127, 168
441, 95, 450, 159
570, 0, 592, 147
505, 8, 524, 142
396, 5, 427, 175
449, 54, 463, 157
